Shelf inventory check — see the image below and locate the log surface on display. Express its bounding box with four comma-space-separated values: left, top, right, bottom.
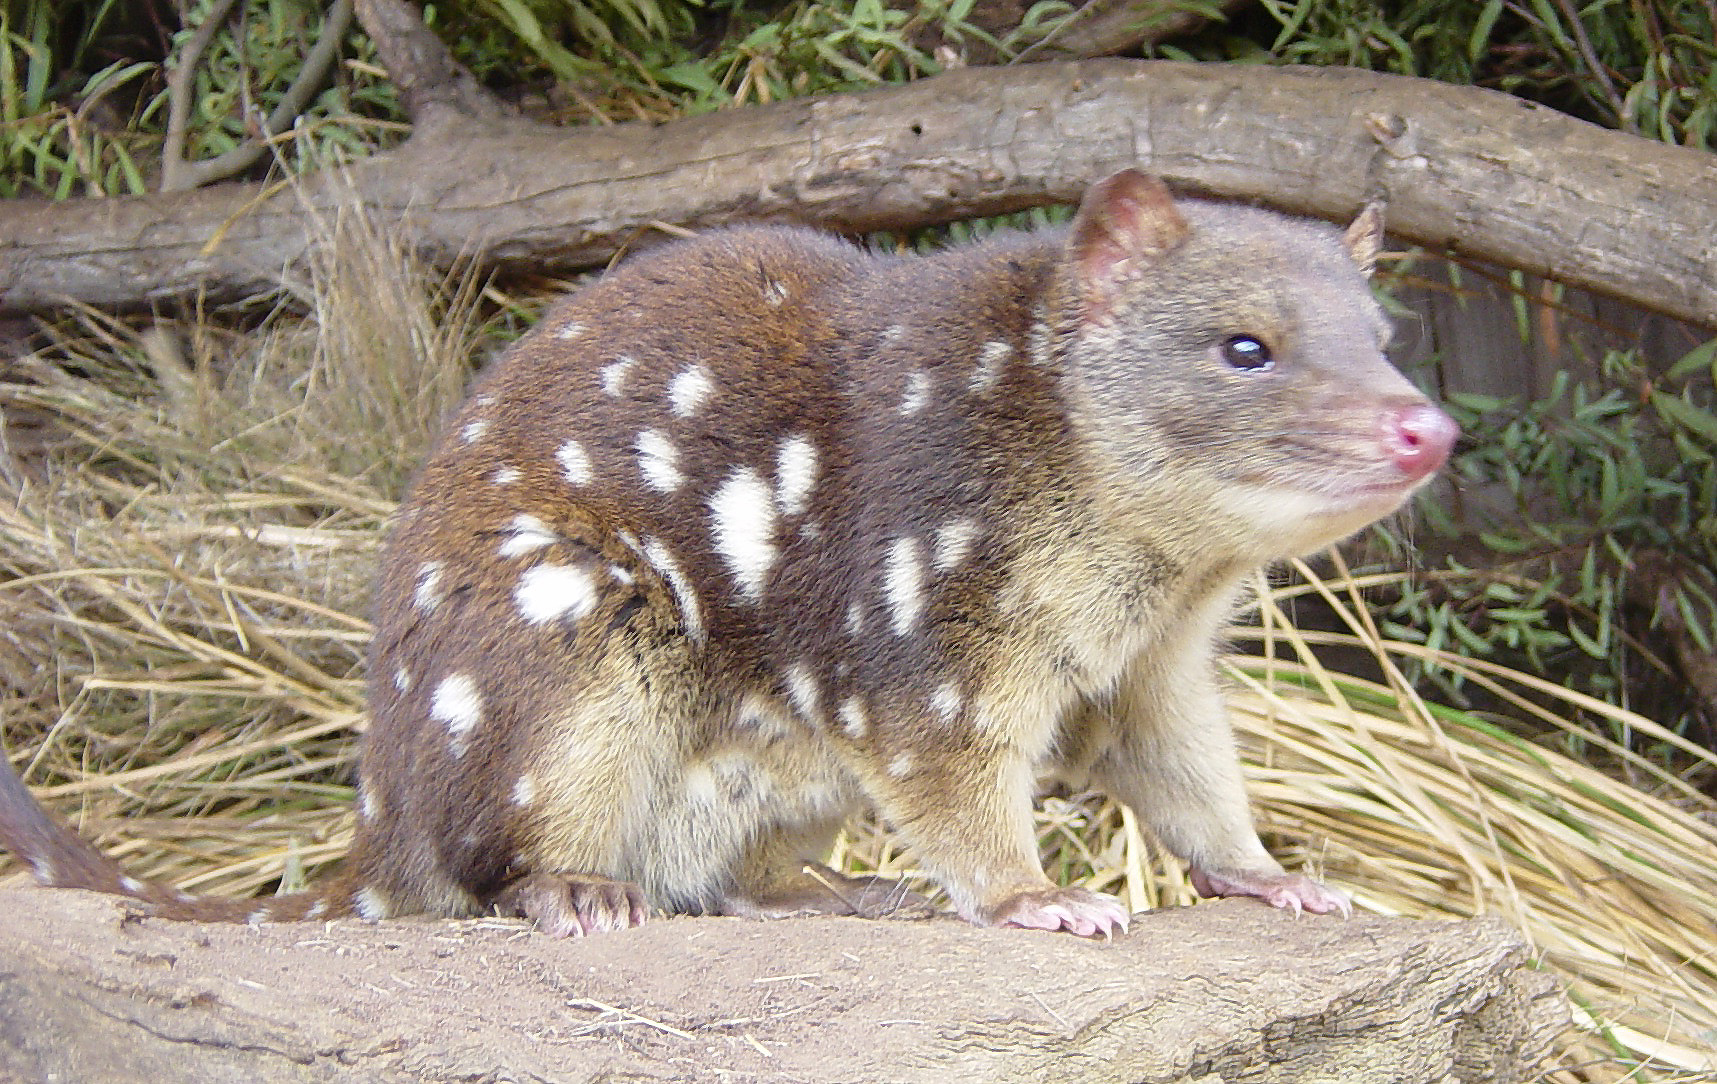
0, 889, 1567, 1083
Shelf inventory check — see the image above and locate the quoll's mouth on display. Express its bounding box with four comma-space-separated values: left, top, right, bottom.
1242, 402, 1458, 507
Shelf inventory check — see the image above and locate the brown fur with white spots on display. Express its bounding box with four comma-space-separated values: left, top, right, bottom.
0, 171, 1456, 936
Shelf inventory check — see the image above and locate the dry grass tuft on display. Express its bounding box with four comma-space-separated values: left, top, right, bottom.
1232, 560, 1717, 1079
1, 196, 485, 891
2, 207, 1714, 1081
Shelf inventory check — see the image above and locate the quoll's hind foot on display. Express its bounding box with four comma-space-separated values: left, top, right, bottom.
980, 886, 1131, 938
1191, 867, 1352, 917
724, 865, 936, 921
494, 872, 650, 937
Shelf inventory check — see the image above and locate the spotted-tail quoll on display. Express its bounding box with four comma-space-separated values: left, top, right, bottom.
0, 170, 1457, 937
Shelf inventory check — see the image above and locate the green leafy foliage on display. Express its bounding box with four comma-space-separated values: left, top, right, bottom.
0, 0, 154, 196
1380, 344, 1717, 752
1, 0, 400, 197
428, 0, 1082, 117
1240, 0, 1716, 149
7, 1, 1710, 198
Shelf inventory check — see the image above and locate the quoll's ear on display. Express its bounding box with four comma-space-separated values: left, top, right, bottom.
1342, 202, 1386, 278
1068, 169, 1191, 320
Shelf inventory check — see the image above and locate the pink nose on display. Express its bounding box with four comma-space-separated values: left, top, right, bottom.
1383, 403, 1459, 480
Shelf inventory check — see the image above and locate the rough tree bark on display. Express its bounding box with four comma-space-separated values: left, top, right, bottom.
0, 890, 1565, 1083
1, 57, 1712, 327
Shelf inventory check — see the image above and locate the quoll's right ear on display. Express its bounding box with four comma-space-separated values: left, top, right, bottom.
1341, 202, 1386, 277
1068, 169, 1192, 322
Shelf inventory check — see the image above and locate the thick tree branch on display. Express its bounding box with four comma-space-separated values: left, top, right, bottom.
1, 59, 1713, 327
353, 0, 513, 129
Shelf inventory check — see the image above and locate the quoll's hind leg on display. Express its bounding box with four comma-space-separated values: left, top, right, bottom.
720, 820, 934, 921
365, 486, 708, 930
493, 871, 649, 937
1092, 651, 1352, 917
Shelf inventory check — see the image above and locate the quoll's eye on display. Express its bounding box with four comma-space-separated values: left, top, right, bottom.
1220, 335, 1273, 372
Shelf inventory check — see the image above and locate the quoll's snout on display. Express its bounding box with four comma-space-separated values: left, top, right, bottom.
1382, 402, 1459, 482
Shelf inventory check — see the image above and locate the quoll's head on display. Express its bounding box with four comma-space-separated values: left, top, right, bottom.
1051, 169, 1458, 556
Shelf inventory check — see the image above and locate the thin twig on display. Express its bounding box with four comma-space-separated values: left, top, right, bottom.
161, 0, 243, 191
162, 0, 356, 191
1551, 0, 1627, 128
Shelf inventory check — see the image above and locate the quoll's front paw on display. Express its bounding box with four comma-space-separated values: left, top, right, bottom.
982, 886, 1131, 937
1191, 867, 1351, 916
494, 871, 650, 937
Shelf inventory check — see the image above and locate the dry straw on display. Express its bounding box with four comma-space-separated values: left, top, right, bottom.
2, 206, 1714, 1081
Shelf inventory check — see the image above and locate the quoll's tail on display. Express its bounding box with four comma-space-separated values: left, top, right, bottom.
0, 752, 353, 922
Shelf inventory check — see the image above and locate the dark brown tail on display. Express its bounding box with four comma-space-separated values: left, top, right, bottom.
0, 751, 353, 922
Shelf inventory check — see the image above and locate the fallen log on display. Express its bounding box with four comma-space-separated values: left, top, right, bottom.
2, 58, 1714, 329
0, 889, 1566, 1083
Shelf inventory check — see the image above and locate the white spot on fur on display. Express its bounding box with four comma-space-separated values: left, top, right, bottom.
774, 434, 818, 517
643, 537, 705, 643
358, 787, 378, 821
763, 278, 790, 305
668, 363, 715, 417
635, 429, 683, 492
393, 666, 412, 693
932, 518, 980, 572
557, 439, 592, 485
306, 900, 327, 920
881, 324, 907, 344
491, 465, 521, 486
899, 370, 930, 416
30, 858, 58, 886
887, 752, 915, 778
709, 467, 777, 601
785, 663, 820, 722
353, 886, 389, 921
460, 419, 488, 444
248, 907, 270, 924
736, 694, 793, 740
608, 563, 635, 586
121, 874, 146, 895
838, 697, 868, 740
498, 514, 558, 558
883, 537, 926, 635
971, 340, 1012, 392
1028, 320, 1053, 365
413, 561, 445, 612
513, 774, 537, 806
555, 320, 587, 340
846, 601, 866, 635
685, 762, 720, 806
431, 674, 483, 757
515, 563, 600, 625
601, 355, 637, 397
930, 682, 963, 721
